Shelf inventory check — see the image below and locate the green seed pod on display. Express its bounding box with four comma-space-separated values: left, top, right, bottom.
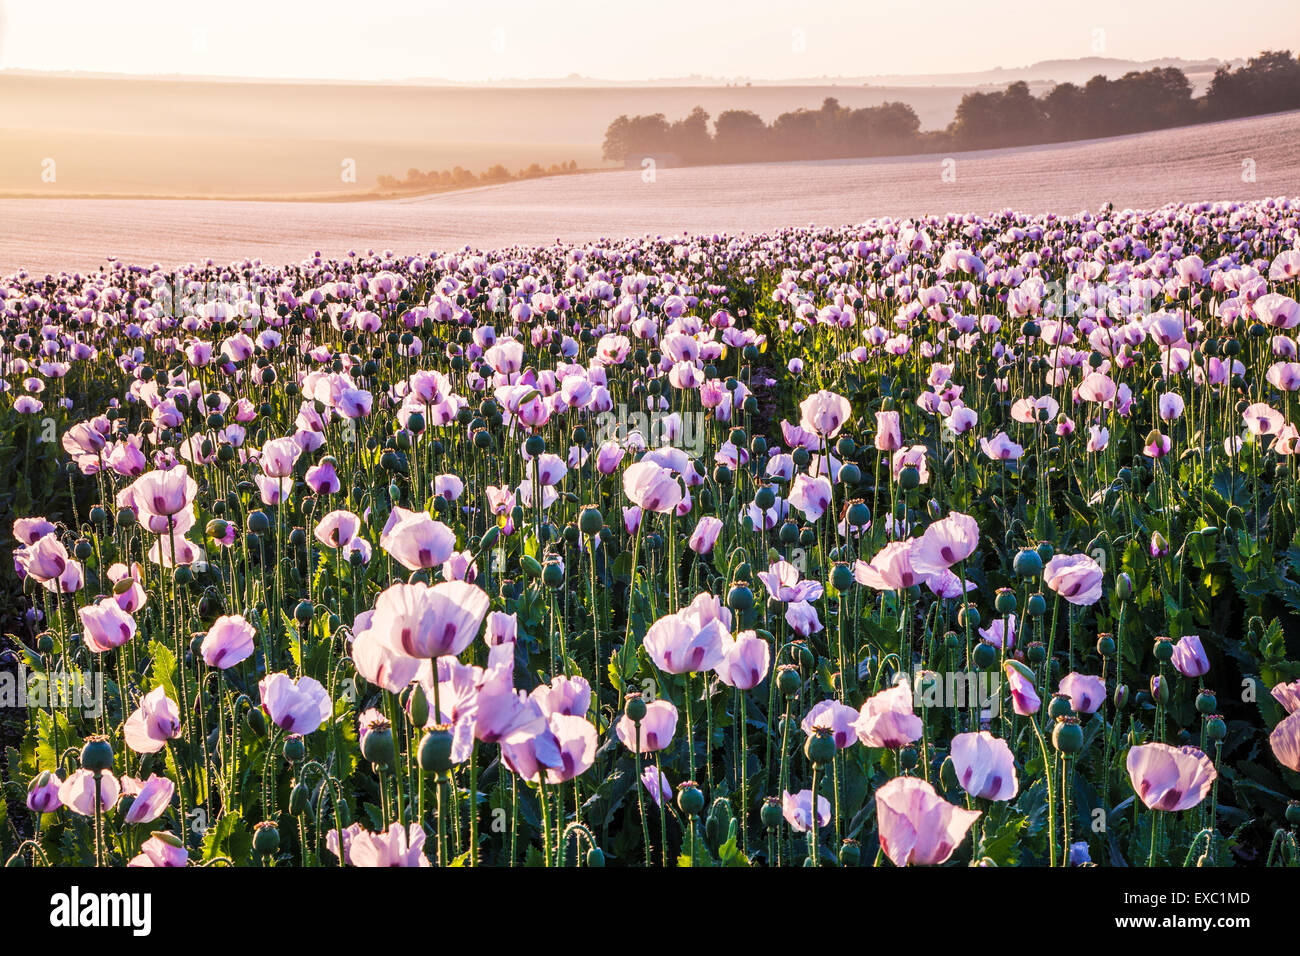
830, 562, 854, 592
1048, 693, 1074, 719
624, 693, 647, 723
1153, 636, 1174, 662
361, 722, 396, 769
578, 507, 603, 536
676, 782, 705, 816
520, 555, 543, 579
994, 588, 1017, 615
776, 664, 802, 698
972, 642, 998, 670
1204, 715, 1227, 742
1096, 633, 1116, 657
252, 820, 280, 857
1013, 548, 1043, 578
838, 839, 861, 867
1052, 716, 1084, 754
1026, 592, 1047, 616
1195, 689, 1217, 715
283, 734, 306, 763
80, 735, 114, 774
418, 727, 455, 774
761, 797, 783, 830
804, 729, 836, 766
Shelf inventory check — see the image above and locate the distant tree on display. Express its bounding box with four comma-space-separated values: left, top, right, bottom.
602, 113, 672, 162
714, 109, 767, 160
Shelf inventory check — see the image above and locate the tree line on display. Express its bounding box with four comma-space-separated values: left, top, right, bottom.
602, 50, 1300, 164
378, 159, 580, 192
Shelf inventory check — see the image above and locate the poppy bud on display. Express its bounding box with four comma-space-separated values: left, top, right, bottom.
408, 684, 430, 727
1113, 683, 1130, 709
1150, 675, 1170, 705
586, 847, 605, 867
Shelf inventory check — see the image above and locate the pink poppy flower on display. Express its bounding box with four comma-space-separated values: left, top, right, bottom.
950, 731, 1018, 801
875, 776, 981, 866
854, 682, 923, 748
1126, 743, 1216, 811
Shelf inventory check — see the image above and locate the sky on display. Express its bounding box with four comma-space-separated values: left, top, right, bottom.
1, 0, 1297, 83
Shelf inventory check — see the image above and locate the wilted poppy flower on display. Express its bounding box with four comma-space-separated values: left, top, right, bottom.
1126, 743, 1216, 811
950, 731, 1018, 801
875, 776, 981, 866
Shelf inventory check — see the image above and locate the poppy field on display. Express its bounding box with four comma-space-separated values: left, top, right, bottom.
4, 198, 1300, 868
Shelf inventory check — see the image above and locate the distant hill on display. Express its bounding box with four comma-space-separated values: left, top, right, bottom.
0, 55, 1237, 90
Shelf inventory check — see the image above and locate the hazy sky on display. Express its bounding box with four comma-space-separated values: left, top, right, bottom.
1, 0, 1297, 82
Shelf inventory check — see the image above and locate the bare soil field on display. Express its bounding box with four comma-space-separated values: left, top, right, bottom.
2, 110, 1296, 275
